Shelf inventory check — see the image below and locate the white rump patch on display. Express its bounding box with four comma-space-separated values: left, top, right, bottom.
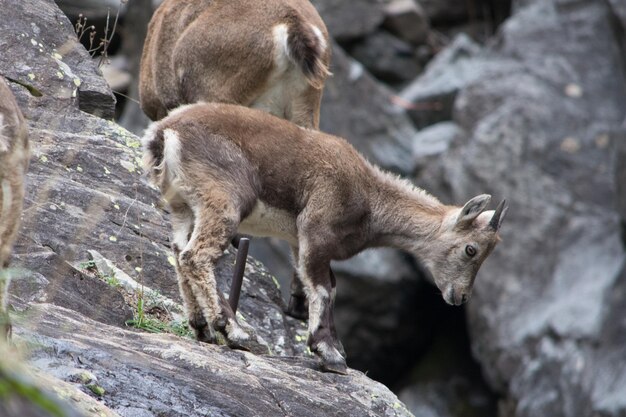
272, 24, 291, 73
163, 128, 183, 181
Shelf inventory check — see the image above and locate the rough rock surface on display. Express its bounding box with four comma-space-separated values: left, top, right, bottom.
398, 34, 519, 128
413, 0, 626, 415
320, 44, 417, 176
1, 0, 413, 415
0, 0, 115, 119
16, 303, 411, 417
311, 0, 384, 41
349, 30, 421, 85
332, 249, 430, 385
383, 0, 430, 45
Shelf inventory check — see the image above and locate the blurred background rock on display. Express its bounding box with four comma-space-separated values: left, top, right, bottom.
4, 0, 626, 416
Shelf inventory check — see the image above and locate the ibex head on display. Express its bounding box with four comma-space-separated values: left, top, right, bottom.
424, 194, 508, 306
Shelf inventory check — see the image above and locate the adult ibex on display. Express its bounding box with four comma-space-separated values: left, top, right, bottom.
0, 77, 30, 340
142, 103, 508, 374
139, 0, 331, 319
139, 0, 330, 127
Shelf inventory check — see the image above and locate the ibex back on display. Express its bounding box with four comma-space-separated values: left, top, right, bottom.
139, 0, 331, 128
0, 77, 30, 340
142, 103, 508, 374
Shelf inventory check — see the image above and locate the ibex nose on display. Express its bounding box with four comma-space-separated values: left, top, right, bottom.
461, 293, 468, 304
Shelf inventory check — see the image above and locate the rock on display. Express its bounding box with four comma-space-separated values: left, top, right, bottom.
383, 0, 430, 45
398, 33, 519, 128
0, 345, 103, 417
615, 122, 626, 246
16, 303, 413, 417
413, 0, 626, 415
331, 249, 431, 385
55, 0, 127, 20
411, 121, 464, 172
0, 0, 116, 119
311, 0, 385, 41
349, 30, 422, 85
419, 0, 468, 24
320, 43, 417, 175
397, 308, 496, 417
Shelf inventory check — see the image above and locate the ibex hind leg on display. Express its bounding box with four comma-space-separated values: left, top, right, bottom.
169, 198, 217, 343
176, 191, 267, 353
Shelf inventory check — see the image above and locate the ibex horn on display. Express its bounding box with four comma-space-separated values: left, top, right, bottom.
489, 199, 508, 230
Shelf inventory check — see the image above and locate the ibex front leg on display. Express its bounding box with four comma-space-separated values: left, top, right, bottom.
299, 246, 347, 374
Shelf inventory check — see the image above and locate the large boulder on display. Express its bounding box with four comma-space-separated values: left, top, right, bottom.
413, 0, 626, 415
0, 0, 115, 119
311, 0, 385, 42
320, 44, 417, 175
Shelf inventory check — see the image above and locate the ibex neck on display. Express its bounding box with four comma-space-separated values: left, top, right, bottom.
369, 169, 446, 253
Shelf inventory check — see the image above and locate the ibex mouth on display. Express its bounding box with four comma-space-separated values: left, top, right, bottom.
443, 286, 467, 306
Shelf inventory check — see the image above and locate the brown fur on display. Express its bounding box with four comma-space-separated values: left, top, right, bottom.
139, 0, 331, 127
142, 103, 507, 373
0, 77, 30, 340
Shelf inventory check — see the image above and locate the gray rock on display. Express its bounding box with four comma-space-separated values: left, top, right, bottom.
320, 44, 417, 176
419, 0, 468, 24
614, 122, 626, 245
413, 0, 626, 415
398, 33, 519, 128
349, 30, 422, 85
383, 0, 430, 45
0, 0, 115, 119
16, 303, 412, 417
331, 249, 428, 384
412, 121, 464, 172
311, 0, 385, 41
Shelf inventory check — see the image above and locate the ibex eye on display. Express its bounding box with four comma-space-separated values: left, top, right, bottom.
465, 245, 476, 257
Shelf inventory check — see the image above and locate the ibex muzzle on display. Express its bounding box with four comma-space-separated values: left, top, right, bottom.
142, 103, 508, 374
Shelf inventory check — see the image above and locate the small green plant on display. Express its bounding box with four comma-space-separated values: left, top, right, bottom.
125, 291, 193, 338
103, 273, 120, 288
78, 260, 96, 271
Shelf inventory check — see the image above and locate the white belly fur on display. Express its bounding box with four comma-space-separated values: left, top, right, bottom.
238, 200, 298, 246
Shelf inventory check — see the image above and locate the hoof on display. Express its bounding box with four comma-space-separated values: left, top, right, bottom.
286, 295, 309, 320
321, 358, 348, 375
313, 341, 348, 374
194, 325, 218, 344
190, 314, 218, 344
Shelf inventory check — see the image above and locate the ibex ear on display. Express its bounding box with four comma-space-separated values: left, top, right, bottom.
456, 194, 491, 228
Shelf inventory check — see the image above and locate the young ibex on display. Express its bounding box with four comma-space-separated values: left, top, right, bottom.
139, 0, 331, 128
140, 0, 331, 319
0, 77, 30, 340
142, 103, 508, 374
